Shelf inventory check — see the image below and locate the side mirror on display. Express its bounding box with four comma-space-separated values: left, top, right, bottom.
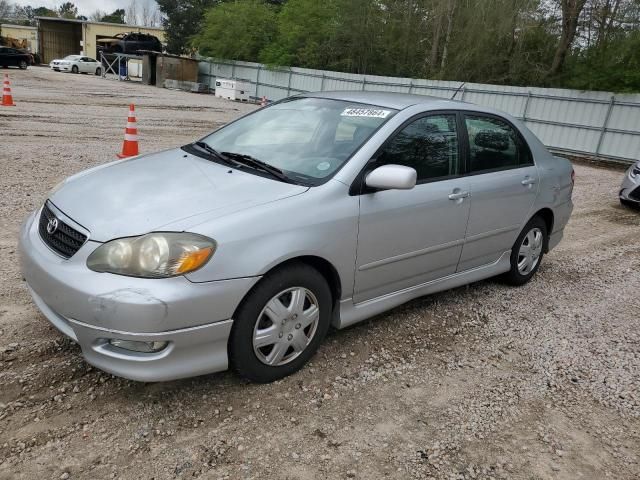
365, 164, 417, 190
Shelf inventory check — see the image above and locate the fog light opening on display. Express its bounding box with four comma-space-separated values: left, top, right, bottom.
108, 339, 169, 353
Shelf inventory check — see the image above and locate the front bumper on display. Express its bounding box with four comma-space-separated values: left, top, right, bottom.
619, 165, 640, 205
51, 65, 71, 72
19, 208, 260, 381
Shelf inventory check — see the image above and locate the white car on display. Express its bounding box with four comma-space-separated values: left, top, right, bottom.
50, 55, 102, 75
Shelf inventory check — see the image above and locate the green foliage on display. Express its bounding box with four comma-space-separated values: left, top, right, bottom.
562, 31, 640, 92
33, 6, 58, 18
186, 0, 640, 92
100, 9, 126, 24
260, 0, 340, 68
58, 2, 78, 19
439, 0, 557, 85
193, 0, 277, 61
157, 0, 218, 54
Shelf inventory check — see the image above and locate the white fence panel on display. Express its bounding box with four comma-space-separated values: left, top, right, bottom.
197, 58, 640, 164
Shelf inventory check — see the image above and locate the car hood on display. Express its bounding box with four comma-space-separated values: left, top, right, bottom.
49, 148, 308, 242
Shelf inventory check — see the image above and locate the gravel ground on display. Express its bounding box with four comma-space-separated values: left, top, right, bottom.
0, 67, 639, 480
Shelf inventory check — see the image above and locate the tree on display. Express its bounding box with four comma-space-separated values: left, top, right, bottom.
126, 0, 161, 26
33, 6, 59, 18
549, 0, 588, 75
101, 9, 126, 24
58, 2, 78, 19
0, 0, 12, 20
156, 0, 217, 54
89, 10, 107, 22
193, 0, 277, 61
260, 0, 341, 68
186, 0, 640, 92
330, 0, 385, 74
126, 0, 138, 24
140, 0, 161, 27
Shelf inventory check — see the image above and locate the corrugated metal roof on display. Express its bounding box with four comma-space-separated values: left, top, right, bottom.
36, 16, 163, 31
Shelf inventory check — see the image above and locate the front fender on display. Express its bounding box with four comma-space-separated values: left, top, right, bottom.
185, 180, 359, 301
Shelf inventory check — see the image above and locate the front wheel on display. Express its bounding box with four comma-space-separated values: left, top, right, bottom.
18, 60, 28, 70
71, 65, 79, 74
502, 216, 547, 286
229, 263, 332, 383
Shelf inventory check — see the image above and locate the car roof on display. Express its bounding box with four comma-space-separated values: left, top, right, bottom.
302, 90, 464, 110
300, 90, 526, 126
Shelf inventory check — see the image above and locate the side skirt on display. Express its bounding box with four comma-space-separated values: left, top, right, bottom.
334, 250, 511, 329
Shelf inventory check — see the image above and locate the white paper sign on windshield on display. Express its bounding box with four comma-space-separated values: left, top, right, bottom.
341, 108, 391, 118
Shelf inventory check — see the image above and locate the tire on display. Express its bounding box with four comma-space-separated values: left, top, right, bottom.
71, 65, 79, 74
95, 67, 102, 76
620, 198, 639, 210
18, 60, 28, 70
502, 216, 547, 286
229, 263, 332, 383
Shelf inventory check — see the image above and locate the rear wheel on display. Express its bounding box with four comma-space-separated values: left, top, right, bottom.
18, 60, 28, 70
95, 67, 102, 76
502, 216, 547, 286
71, 65, 79, 74
229, 263, 332, 383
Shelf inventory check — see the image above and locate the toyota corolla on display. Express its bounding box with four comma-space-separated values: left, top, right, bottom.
19, 92, 574, 383
619, 160, 640, 208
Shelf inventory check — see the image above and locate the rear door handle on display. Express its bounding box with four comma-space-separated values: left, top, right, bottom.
521, 177, 537, 186
448, 191, 470, 200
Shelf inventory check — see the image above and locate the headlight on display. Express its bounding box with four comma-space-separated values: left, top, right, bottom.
631, 163, 640, 179
87, 232, 215, 278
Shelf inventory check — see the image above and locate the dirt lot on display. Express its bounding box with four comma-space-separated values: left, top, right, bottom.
0, 67, 639, 480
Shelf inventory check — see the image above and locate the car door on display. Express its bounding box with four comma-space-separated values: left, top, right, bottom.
5, 48, 18, 66
353, 112, 471, 303
86, 57, 98, 73
457, 112, 539, 271
80, 57, 91, 73
126, 34, 139, 53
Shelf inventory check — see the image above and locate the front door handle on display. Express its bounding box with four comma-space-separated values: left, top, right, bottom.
448, 191, 470, 200
521, 177, 537, 186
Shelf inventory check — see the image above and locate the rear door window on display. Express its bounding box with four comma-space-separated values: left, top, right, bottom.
464, 114, 532, 173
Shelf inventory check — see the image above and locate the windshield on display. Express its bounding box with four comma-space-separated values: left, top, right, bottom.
64, 55, 81, 60
198, 97, 398, 185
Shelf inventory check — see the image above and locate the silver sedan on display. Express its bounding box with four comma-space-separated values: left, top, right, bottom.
19, 92, 574, 383
619, 160, 640, 208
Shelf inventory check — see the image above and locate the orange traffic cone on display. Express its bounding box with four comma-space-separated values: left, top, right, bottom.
2, 74, 15, 107
260, 96, 267, 107
117, 104, 139, 158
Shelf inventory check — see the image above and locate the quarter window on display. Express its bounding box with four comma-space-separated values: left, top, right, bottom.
465, 115, 532, 173
376, 114, 460, 181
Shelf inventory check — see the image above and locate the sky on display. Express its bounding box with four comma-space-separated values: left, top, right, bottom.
14, 0, 158, 16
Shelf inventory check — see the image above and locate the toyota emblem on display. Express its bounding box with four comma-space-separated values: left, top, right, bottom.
46, 217, 59, 235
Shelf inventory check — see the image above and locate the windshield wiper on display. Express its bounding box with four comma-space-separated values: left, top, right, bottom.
192, 141, 238, 167
220, 151, 291, 183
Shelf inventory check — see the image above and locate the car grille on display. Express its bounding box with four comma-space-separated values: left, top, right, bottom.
38, 202, 87, 259
629, 186, 640, 201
